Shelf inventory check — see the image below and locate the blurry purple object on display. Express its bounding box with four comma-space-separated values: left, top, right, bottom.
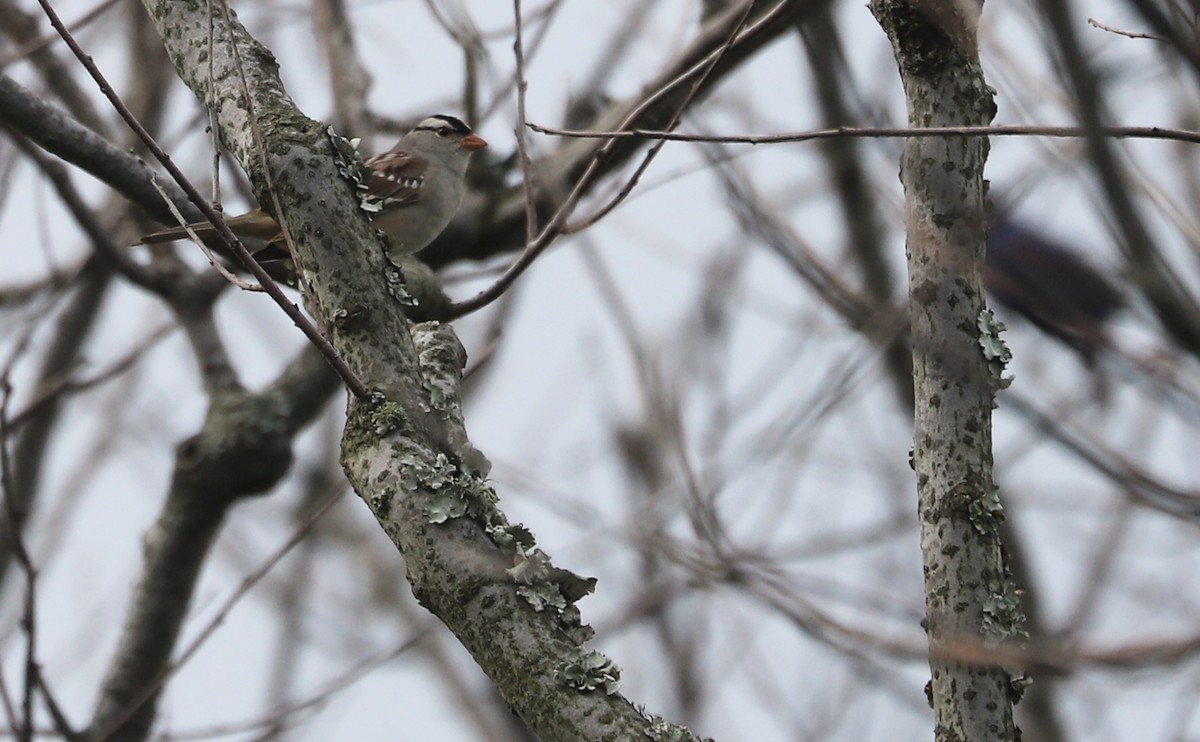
986, 211, 1124, 362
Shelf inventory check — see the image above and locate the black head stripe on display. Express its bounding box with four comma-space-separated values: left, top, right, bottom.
414, 114, 471, 135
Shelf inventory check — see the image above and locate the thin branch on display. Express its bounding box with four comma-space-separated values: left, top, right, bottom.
1040, 0, 1200, 356
0, 649, 14, 736
1087, 17, 1164, 41
478, 0, 566, 122
0, 0, 111, 135
172, 489, 344, 682
0, 72, 198, 227
313, 0, 372, 135
1003, 391, 1200, 519
528, 121, 1200, 146
35, 672, 79, 740
421, 0, 813, 269
0, 327, 39, 742
512, 0, 538, 245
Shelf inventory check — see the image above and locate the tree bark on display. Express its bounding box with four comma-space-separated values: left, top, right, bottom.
135, 2, 696, 739
869, 1, 1024, 739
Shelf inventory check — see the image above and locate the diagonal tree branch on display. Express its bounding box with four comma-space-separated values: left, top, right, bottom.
131, 2, 704, 739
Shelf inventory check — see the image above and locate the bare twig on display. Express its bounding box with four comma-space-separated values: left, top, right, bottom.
511, 0, 538, 245
1087, 17, 1163, 40
1040, 0, 1200, 356
0, 483, 19, 731
529, 121, 1200, 146
212, 0, 302, 271
34, 672, 78, 740
479, 0, 566, 122
172, 489, 343, 685
0, 326, 40, 742
206, 0, 223, 207
314, 0, 372, 135
0, 73, 198, 227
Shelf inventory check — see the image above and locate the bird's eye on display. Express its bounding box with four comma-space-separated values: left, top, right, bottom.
435, 128, 450, 137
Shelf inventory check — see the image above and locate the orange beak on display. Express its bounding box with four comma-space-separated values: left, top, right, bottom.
462, 132, 488, 151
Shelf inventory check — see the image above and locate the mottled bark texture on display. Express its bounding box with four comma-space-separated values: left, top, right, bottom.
869, 1, 1025, 740
135, 2, 678, 740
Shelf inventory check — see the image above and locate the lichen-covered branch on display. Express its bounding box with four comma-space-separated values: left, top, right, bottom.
136, 2, 700, 739
868, 1, 1025, 739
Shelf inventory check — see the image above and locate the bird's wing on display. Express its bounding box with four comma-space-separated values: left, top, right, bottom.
362, 151, 428, 210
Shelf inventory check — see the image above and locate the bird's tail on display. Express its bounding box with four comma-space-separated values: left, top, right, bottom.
139, 209, 281, 245
140, 222, 214, 244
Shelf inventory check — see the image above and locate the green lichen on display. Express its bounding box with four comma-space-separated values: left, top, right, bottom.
465, 478, 499, 515
415, 326, 465, 419
1008, 669, 1033, 704
422, 377, 454, 418
386, 264, 416, 306
507, 545, 597, 619
981, 590, 1023, 639
331, 304, 368, 332
326, 126, 376, 212
516, 583, 567, 613
425, 489, 468, 523
407, 453, 474, 523
637, 705, 714, 742
507, 547, 552, 584
977, 308, 1014, 393
405, 452, 455, 490
981, 561, 1030, 704
560, 606, 595, 645
488, 522, 535, 551
967, 484, 1004, 535
329, 305, 361, 330
368, 395, 406, 436
555, 650, 621, 695
395, 449, 501, 527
